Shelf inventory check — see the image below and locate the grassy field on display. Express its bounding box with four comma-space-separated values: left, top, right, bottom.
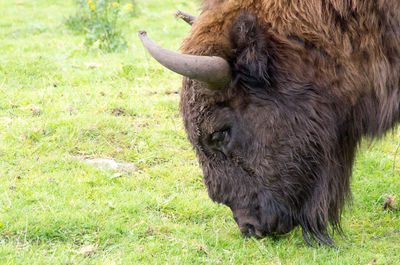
0, 0, 399, 264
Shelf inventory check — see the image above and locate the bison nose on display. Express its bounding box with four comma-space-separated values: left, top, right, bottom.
233, 208, 265, 238
240, 223, 265, 238
233, 206, 297, 238
243, 223, 255, 236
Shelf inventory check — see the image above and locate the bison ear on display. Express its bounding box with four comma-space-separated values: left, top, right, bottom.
229, 13, 275, 91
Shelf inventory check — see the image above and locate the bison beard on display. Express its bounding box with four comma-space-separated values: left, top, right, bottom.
141, 1, 400, 246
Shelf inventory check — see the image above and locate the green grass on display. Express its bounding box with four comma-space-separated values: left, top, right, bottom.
0, 0, 399, 264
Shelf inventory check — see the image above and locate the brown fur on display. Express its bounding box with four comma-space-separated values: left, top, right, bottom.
183, 0, 400, 111
178, 0, 400, 245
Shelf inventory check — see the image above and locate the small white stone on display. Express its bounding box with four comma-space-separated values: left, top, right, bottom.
83, 158, 136, 172
84, 158, 118, 170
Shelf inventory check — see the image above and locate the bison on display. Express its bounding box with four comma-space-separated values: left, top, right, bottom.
139, 0, 400, 245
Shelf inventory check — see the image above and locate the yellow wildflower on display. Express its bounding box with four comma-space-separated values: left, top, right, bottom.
87, 1, 93, 4
90, 4, 95, 9
113, 2, 118, 7
125, 3, 133, 10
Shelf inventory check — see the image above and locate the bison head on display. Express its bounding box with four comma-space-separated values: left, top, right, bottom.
139, 12, 360, 245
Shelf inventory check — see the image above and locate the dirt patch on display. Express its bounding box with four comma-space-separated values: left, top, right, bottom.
111, 108, 125, 116
77, 244, 97, 256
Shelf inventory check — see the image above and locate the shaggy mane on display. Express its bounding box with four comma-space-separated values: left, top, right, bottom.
179, 0, 400, 245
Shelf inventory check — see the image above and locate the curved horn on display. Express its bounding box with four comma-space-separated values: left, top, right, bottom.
138, 30, 231, 90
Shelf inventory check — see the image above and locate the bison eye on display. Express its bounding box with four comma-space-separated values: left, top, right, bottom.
209, 128, 231, 149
